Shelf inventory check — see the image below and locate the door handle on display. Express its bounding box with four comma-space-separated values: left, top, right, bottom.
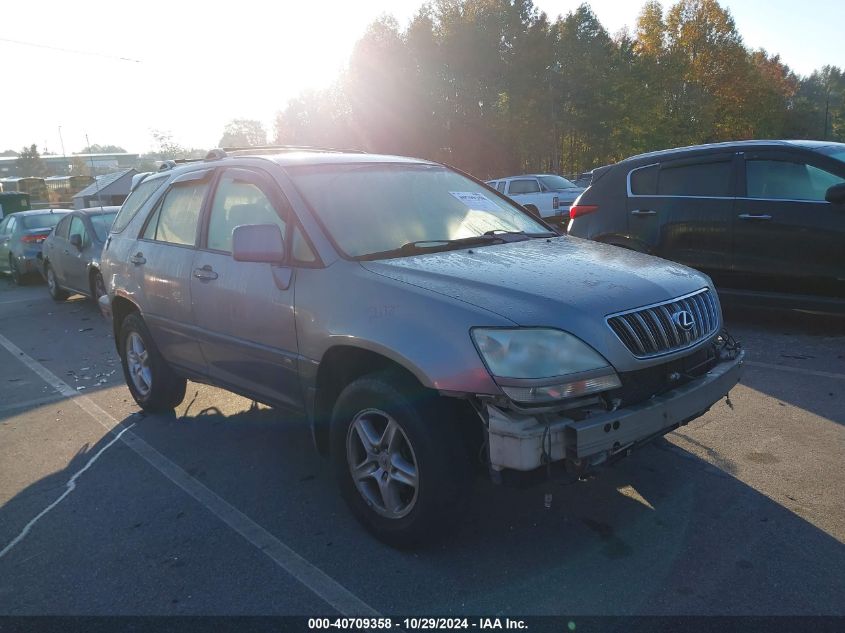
630, 209, 656, 216
129, 253, 146, 265
193, 265, 218, 281
737, 214, 772, 221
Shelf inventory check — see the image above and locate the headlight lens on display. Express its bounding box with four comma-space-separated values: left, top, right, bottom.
471, 328, 621, 404
471, 328, 610, 378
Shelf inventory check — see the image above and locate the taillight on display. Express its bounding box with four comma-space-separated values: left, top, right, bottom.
553, 196, 559, 210
569, 205, 598, 219
21, 233, 49, 244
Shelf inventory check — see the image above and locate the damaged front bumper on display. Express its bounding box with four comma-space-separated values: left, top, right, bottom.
485, 350, 745, 472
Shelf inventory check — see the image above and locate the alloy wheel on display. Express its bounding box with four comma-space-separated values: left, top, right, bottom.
346, 409, 419, 519
125, 332, 152, 396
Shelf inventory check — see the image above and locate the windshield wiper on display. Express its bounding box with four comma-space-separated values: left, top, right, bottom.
482, 230, 557, 238
357, 235, 508, 261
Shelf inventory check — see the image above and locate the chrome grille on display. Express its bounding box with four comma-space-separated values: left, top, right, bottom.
607, 288, 720, 358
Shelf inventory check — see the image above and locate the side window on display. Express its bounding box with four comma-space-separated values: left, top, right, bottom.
291, 225, 316, 263
658, 160, 732, 197
496, 181, 506, 193
0, 217, 10, 236
207, 172, 287, 253
508, 179, 540, 195
746, 160, 844, 201
143, 181, 208, 246
55, 216, 71, 240
69, 217, 88, 247
111, 176, 168, 233
629, 165, 658, 195
6, 217, 16, 234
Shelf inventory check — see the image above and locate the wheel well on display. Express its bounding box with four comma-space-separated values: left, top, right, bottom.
88, 267, 101, 295
312, 347, 421, 456
111, 296, 139, 349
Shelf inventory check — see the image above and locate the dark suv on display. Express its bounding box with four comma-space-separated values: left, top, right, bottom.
567, 140, 845, 311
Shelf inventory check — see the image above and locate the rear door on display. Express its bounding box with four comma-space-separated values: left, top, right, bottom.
190, 167, 302, 410
132, 169, 212, 373
64, 216, 91, 292
625, 153, 736, 283
733, 150, 845, 297
47, 215, 72, 281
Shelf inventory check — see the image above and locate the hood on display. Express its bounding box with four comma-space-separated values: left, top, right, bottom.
361, 237, 712, 365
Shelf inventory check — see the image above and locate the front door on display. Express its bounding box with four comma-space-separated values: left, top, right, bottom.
190, 167, 302, 410
732, 150, 845, 297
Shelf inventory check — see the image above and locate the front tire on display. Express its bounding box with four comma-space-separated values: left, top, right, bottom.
45, 263, 69, 301
119, 313, 186, 412
90, 270, 106, 302
329, 372, 471, 547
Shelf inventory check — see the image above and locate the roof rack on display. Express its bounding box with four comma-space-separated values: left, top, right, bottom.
158, 157, 205, 171
205, 145, 368, 158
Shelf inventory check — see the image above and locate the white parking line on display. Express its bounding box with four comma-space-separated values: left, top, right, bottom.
0, 332, 380, 617
0, 423, 135, 560
745, 360, 845, 381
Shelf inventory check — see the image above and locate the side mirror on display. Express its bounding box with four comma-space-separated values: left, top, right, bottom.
825, 183, 845, 204
69, 234, 82, 249
232, 224, 286, 264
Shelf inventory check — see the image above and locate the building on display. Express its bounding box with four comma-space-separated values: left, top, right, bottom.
73, 168, 137, 209
0, 152, 141, 177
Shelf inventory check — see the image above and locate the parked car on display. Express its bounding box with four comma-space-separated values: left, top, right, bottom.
486, 174, 584, 228
567, 140, 845, 312
570, 170, 596, 188
41, 206, 119, 301
99, 148, 744, 546
0, 208, 70, 284
0, 192, 31, 218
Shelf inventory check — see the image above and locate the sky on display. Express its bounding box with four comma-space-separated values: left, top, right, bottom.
1, 0, 842, 154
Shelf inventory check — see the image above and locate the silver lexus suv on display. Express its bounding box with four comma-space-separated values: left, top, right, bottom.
99, 148, 744, 546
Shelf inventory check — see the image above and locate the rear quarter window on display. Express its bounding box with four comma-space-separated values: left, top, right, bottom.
111, 176, 168, 233
629, 165, 658, 195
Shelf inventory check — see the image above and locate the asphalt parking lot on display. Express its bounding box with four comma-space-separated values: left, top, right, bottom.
0, 277, 843, 616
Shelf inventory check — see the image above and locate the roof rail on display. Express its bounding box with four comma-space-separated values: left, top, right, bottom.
157, 157, 205, 172
220, 145, 367, 155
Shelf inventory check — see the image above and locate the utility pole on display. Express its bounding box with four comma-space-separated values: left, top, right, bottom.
58, 126, 67, 174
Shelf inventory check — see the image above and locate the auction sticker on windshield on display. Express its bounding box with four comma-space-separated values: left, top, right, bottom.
449, 191, 504, 213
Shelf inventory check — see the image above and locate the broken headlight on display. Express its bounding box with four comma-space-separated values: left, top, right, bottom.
471, 328, 621, 403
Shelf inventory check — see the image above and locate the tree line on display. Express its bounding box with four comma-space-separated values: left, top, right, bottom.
273, 0, 844, 179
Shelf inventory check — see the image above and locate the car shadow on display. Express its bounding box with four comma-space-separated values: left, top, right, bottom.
1, 401, 843, 616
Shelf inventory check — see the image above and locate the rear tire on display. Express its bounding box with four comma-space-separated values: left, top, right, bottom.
329, 371, 471, 548
9, 256, 25, 286
45, 263, 69, 301
119, 313, 186, 412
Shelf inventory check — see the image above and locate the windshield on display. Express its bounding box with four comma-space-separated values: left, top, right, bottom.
21, 213, 66, 230
90, 212, 118, 241
288, 164, 550, 259
538, 175, 578, 190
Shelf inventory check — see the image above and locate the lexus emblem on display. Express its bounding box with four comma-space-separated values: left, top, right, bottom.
673, 310, 695, 332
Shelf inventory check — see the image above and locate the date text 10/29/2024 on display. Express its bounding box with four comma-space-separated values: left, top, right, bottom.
308, 618, 531, 630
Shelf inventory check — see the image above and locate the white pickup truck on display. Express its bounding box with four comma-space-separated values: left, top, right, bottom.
486, 174, 584, 229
